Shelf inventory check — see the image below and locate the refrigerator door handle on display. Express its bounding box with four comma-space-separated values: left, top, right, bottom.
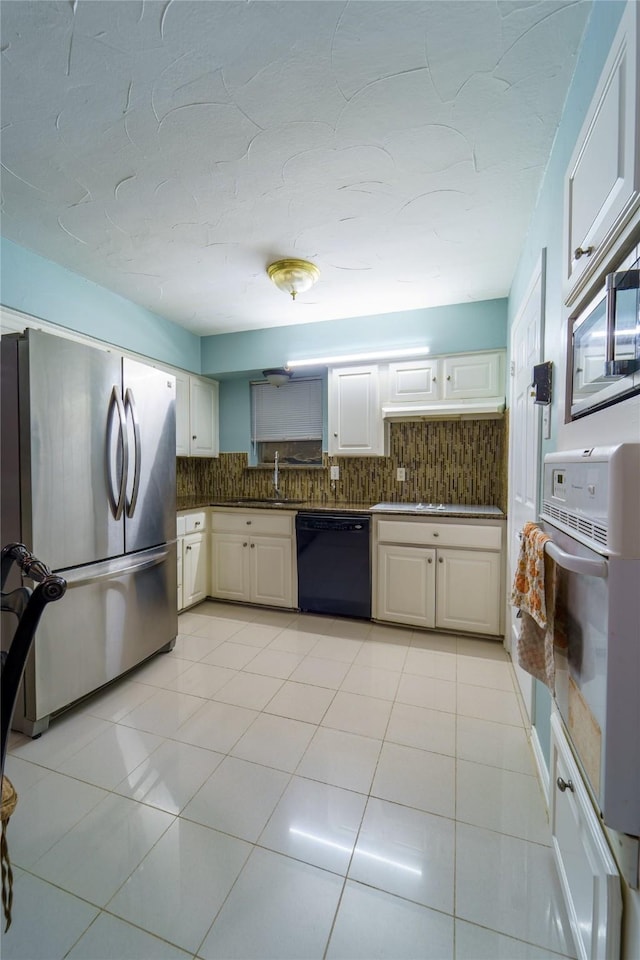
61, 545, 171, 588
124, 387, 141, 519
107, 385, 128, 521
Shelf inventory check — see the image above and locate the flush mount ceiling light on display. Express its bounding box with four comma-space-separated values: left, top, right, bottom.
262, 368, 293, 387
267, 259, 320, 300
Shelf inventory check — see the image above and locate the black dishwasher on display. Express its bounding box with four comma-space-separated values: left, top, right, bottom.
295, 513, 371, 619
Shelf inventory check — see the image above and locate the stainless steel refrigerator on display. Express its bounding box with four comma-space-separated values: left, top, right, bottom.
1, 328, 177, 736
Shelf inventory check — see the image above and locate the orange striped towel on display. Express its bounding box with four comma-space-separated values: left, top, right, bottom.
510, 521, 551, 629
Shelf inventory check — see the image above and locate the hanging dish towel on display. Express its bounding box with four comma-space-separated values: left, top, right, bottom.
510, 521, 560, 691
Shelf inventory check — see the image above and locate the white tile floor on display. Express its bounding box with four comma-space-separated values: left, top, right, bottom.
2, 602, 577, 960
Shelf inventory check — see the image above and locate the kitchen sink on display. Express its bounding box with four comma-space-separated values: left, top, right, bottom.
224, 497, 305, 505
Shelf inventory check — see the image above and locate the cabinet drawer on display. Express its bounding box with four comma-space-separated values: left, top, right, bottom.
376, 519, 502, 550
211, 510, 294, 537
179, 511, 207, 534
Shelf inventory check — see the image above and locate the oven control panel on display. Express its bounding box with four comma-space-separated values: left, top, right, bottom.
540, 444, 640, 557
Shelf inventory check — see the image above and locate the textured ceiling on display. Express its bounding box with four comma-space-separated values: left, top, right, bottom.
0, 0, 591, 335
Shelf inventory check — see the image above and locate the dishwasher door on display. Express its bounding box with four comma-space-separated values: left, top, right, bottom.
295, 513, 371, 619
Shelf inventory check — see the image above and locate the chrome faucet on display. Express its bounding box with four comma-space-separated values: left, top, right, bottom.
273, 450, 281, 498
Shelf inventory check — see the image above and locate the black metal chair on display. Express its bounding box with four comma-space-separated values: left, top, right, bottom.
0, 543, 66, 930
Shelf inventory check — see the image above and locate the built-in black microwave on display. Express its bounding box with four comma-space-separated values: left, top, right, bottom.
570, 253, 640, 419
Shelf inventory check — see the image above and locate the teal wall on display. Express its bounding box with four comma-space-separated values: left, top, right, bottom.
1, 237, 201, 372
202, 298, 508, 378
219, 378, 252, 453
210, 298, 507, 451
506, 0, 628, 770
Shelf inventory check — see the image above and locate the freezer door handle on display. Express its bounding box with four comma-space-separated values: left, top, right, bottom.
124, 387, 141, 519
107, 385, 128, 521
61, 545, 171, 588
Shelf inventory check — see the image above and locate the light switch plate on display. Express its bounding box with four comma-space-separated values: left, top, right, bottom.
397, 467, 406, 481
330, 465, 340, 480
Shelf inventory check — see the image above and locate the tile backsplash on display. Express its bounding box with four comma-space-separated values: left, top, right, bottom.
177, 419, 507, 511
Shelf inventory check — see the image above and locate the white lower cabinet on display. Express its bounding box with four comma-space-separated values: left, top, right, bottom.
435, 548, 501, 635
376, 544, 436, 628
210, 509, 296, 608
550, 712, 622, 960
374, 516, 503, 636
177, 510, 209, 611
182, 531, 208, 608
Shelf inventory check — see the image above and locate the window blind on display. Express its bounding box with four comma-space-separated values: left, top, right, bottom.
251, 378, 323, 442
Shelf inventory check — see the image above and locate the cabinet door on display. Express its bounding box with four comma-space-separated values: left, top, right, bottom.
210, 533, 249, 602
328, 364, 385, 456
177, 535, 184, 611
183, 532, 208, 607
189, 377, 219, 457
376, 544, 436, 628
387, 359, 441, 402
250, 537, 293, 608
175, 372, 190, 457
550, 714, 622, 960
442, 353, 502, 399
564, 1, 639, 304
435, 548, 501, 635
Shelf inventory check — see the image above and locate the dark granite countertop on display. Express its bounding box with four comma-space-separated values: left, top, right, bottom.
177, 497, 504, 519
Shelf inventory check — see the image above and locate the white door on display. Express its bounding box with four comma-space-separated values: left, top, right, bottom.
328, 364, 384, 455
250, 537, 293, 608
189, 377, 219, 457
442, 352, 502, 399
376, 544, 436, 628
183, 532, 208, 607
435, 549, 501, 636
210, 533, 249, 601
387, 359, 441, 402
175, 372, 190, 456
507, 252, 545, 717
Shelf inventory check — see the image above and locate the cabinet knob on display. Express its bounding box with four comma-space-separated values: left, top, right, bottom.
186, 545, 192, 552
556, 776, 574, 793
432, 377, 437, 382
574, 245, 594, 260
243, 542, 248, 547
192, 435, 197, 440
439, 557, 443, 563
250, 543, 255, 548
446, 375, 451, 381
427, 557, 433, 564
432, 532, 439, 537
194, 521, 201, 527
333, 432, 338, 437
246, 520, 252, 525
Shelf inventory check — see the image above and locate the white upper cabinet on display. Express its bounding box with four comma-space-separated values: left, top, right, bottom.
387, 359, 440, 403
175, 372, 190, 456
384, 352, 504, 407
441, 352, 503, 399
328, 364, 388, 456
564, 0, 639, 305
190, 377, 219, 457
175, 372, 219, 457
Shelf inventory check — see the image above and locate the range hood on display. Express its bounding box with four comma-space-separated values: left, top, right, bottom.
381, 397, 505, 421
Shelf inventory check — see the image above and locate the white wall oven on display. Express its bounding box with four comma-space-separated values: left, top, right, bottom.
539, 444, 640, 838
570, 249, 640, 419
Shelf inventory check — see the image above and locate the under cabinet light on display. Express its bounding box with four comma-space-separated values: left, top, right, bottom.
286, 346, 430, 368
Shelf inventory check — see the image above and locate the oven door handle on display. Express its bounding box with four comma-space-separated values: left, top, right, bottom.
544, 540, 608, 579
